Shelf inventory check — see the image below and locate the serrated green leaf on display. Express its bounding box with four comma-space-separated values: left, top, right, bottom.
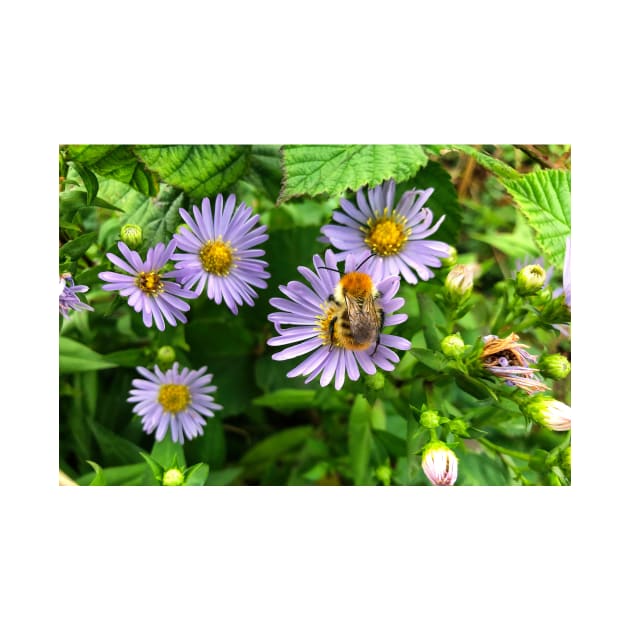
95, 180, 184, 247
240, 426, 312, 466
59, 337, 117, 373
279, 144, 428, 202
59, 232, 97, 260
440, 144, 520, 180
252, 389, 316, 411
65, 145, 159, 196
348, 394, 373, 485
133, 145, 251, 199
501, 169, 570, 267
244, 145, 283, 201
86, 460, 106, 486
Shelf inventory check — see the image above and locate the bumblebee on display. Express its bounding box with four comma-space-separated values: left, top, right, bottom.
327, 270, 384, 353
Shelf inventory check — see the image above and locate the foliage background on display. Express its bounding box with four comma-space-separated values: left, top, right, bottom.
59, 143, 571, 487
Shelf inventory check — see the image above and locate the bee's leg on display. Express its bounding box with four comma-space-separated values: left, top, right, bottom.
328, 315, 337, 352
370, 308, 385, 357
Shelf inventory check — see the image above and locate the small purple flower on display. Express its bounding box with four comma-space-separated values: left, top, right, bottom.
267, 249, 411, 390
59, 273, 94, 318
321, 179, 451, 284
128, 362, 222, 444
99, 240, 195, 331
172, 194, 270, 315
481, 333, 549, 395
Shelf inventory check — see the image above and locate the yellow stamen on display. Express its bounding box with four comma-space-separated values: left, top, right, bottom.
200, 239, 234, 275
136, 271, 163, 295
158, 384, 191, 413
364, 208, 409, 256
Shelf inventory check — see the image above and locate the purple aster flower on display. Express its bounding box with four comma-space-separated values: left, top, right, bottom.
59, 273, 94, 318
481, 333, 549, 395
172, 194, 270, 315
267, 249, 412, 390
320, 179, 451, 284
99, 240, 195, 331
128, 362, 222, 443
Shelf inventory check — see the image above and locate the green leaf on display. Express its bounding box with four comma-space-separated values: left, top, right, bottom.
151, 437, 186, 469
410, 347, 450, 373
59, 232, 97, 260
455, 373, 498, 401
59, 337, 117, 373
101, 348, 148, 368
372, 430, 407, 458
501, 169, 571, 267
185, 417, 226, 470
279, 144, 428, 202
469, 211, 539, 260
348, 394, 373, 485
252, 389, 317, 412
139, 452, 164, 483
205, 467, 243, 486
70, 161, 100, 205
133, 145, 251, 199
95, 180, 183, 248
240, 426, 313, 466
183, 463, 210, 486
456, 449, 511, 486
86, 460, 106, 486
440, 144, 520, 180
65, 145, 159, 196
76, 463, 157, 486
407, 159, 463, 247
244, 145, 283, 201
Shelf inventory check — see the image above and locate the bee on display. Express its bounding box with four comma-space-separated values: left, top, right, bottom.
323, 265, 384, 354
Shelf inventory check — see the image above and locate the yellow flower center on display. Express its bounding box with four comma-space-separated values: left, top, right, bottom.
158, 384, 191, 413
200, 239, 234, 275
363, 208, 409, 256
136, 271, 163, 295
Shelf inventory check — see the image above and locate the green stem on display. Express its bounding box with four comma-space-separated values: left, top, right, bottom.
477, 437, 531, 461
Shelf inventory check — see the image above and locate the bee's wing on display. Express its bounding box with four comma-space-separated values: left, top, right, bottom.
345, 294, 379, 322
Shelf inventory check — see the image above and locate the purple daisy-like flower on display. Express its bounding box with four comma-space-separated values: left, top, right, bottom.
99, 240, 196, 331
321, 178, 451, 284
267, 249, 412, 390
59, 273, 94, 318
128, 362, 222, 443
172, 194, 270, 315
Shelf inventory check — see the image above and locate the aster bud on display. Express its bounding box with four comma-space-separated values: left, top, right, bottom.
162, 468, 184, 486
516, 264, 546, 296
375, 464, 392, 486
419, 409, 441, 429
421, 442, 458, 486
444, 264, 474, 303
441, 333, 466, 358
538, 354, 571, 380
364, 372, 385, 391
519, 394, 571, 431
156, 345, 177, 370
442, 245, 458, 268
120, 223, 143, 249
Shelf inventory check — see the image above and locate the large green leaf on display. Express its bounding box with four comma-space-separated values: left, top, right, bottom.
252, 389, 317, 412
59, 337, 117, 373
279, 144, 428, 202
240, 426, 313, 466
64, 145, 159, 196
501, 169, 571, 267
133, 145, 251, 200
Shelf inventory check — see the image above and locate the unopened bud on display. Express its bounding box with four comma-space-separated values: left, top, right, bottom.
538, 354, 571, 380
516, 264, 546, 296
519, 394, 571, 431
441, 333, 466, 358
419, 409, 441, 429
375, 465, 392, 486
120, 224, 143, 249
364, 372, 385, 391
444, 264, 474, 303
156, 345, 177, 370
421, 442, 458, 486
442, 245, 458, 268
162, 468, 184, 486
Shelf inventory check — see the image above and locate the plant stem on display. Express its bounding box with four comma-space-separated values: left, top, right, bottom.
477, 437, 531, 461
